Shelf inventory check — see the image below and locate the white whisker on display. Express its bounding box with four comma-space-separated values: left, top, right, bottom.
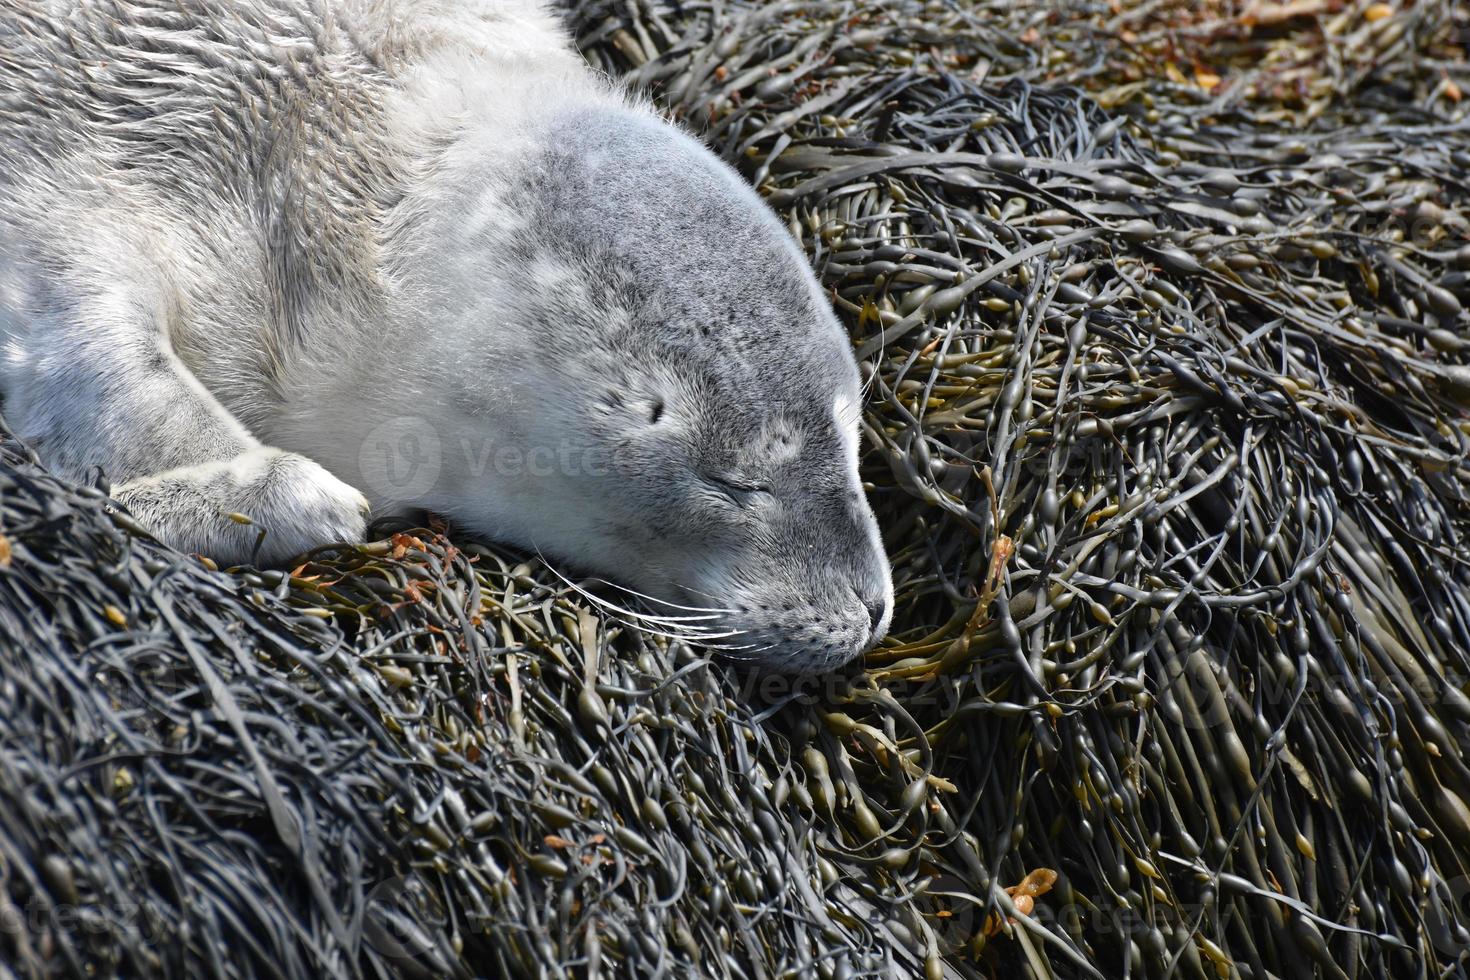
585, 576, 738, 616
531, 552, 773, 655
695, 637, 762, 652
542, 564, 724, 628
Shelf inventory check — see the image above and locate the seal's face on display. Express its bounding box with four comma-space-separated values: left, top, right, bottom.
582, 352, 893, 674
426, 107, 891, 672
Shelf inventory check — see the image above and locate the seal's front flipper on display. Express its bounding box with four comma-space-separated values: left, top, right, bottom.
4, 286, 368, 566
113, 448, 369, 566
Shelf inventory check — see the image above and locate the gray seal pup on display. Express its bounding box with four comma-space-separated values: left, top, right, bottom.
0, 0, 892, 672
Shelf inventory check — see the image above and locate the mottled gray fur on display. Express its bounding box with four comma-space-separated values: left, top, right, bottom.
0, 0, 891, 671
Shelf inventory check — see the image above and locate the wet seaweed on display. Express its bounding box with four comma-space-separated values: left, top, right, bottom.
1, 0, 1468, 977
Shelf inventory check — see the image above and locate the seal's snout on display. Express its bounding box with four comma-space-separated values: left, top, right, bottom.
851, 574, 892, 645
702, 540, 893, 676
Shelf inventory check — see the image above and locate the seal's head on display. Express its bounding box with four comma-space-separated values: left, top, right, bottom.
386, 105, 892, 673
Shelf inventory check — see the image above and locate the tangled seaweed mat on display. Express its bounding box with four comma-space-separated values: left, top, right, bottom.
3, 0, 1470, 977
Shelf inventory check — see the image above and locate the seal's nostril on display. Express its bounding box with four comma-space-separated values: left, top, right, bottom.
865, 598, 888, 634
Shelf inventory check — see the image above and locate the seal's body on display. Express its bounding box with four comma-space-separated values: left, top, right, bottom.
0, 0, 892, 671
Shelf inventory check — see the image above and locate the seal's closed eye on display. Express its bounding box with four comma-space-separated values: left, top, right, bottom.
706, 474, 772, 502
